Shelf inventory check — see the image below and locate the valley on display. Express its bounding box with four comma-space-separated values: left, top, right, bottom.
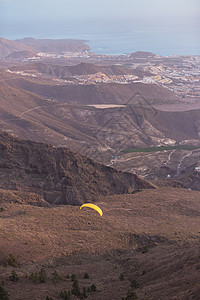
0, 68, 199, 187
0, 38, 199, 300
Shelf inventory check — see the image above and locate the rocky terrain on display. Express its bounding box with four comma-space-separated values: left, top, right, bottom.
0, 131, 154, 205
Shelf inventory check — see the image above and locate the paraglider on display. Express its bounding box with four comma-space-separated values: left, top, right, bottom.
80, 203, 103, 216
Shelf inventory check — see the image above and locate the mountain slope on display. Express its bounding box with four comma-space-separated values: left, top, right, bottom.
0, 131, 154, 204
11, 62, 150, 78
6, 76, 178, 105
0, 73, 199, 164
15, 37, 90, 53
0, 38, 33, 58
130, 51, 158, 59
0, 187, 199, 299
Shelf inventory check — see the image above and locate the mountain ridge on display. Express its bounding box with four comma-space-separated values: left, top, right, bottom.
0, 130, 154, 205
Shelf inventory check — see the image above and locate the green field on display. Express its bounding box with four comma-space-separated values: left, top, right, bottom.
122, 145, 200, 153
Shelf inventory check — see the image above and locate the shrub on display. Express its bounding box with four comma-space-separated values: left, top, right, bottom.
29, 268, 47, 283
119, 272, 125, 281
9, 270, 19, 282
130, 280, 139, 289
0, 285, 9, 300
52, 270, 63, 284
83, 273, 89, 279
4, 254, 18, 267
82, 287, 87, 298
39, 268, 47, 283
59, 290, 71, 300
46, 297, 54, 300
87, 287, 91, 293
71, 279, 81, 296
29, 272, 39, 283
71, 274, 76, 282
90, 284, 97, 292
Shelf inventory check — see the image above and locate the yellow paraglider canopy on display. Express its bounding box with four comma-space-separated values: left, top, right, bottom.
80, 203, 103, 216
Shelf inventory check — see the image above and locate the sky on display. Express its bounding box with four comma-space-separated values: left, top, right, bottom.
0, 0, 199, 55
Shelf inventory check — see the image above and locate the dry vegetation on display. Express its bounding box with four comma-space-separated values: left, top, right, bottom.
0, 187, 200, 299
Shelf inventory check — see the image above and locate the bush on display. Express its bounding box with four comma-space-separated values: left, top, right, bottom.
71, 274, 76, 282
59, 290, 71, 300
9, 270, 19, 282
71, 279, 81, 296
46, 297, 54, 300
83, 273, 89, 279
119, 272, 125, 281
0, 285, 9, 300
87, 287, 91, 293
130, 280, 139, 289
29, 268, 47, 283
39, 268, 47, 283
52, 270, 63, 284
82, 287, 87, 298
29, 272, 39, 283
4, 254, 18, 267
90, 284, 97, 292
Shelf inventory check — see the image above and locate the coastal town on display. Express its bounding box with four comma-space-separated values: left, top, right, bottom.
3, 47, 200, 101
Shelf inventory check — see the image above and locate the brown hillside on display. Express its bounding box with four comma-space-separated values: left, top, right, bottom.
0, 187, 199, 263
11, 61, 153, 78
18, 62, 128, 77
0, 131, 154, 204
15, 37, 90, 53
6, 77, 178, 105
130, 51, 158, 58
0, 73, 199, 165
6, 50, 37, 60
0, 38, 33, 58
0, 187, 199, 299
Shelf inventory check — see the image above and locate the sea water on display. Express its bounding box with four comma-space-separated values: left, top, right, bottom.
1, 22, 199, 56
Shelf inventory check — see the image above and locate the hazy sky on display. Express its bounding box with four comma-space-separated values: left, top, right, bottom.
0, 0, 199, 31
0, 0, 199, 54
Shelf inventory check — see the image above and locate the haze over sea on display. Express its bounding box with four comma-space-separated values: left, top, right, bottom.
1, 25, 200, 57
0, 0, 199, 56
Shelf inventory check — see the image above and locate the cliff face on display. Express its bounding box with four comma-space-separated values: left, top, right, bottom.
0, 131, 154, 205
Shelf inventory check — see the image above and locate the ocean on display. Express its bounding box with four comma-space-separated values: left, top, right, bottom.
1, 22, 200, 56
